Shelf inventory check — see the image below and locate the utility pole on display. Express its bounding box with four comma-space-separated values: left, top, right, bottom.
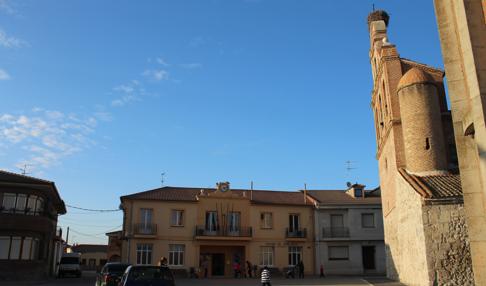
65, 226, 70, 245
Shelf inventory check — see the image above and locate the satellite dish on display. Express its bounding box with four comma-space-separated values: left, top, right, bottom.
346, 182, 352, 188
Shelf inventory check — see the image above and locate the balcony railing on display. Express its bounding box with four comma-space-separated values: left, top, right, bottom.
195, 226, 253, 237
286, 228, 307, 238
133, 223, 157, 235
322, 227, 350, 238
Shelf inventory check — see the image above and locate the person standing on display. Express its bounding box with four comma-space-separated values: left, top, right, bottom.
246, 260, 252, 278
158, 257, 168, 266
298, 260, 304, 278
320, 264, 325, 278
261, 266, 271, 286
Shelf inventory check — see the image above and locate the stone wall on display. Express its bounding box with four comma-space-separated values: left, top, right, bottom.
422, 203, 474, 285
394, 174, 430, 285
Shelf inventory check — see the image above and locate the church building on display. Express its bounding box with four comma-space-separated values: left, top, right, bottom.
367, 10, 474, 285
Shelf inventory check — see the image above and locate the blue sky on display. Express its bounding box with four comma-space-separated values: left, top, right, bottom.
0, 0, 445, 244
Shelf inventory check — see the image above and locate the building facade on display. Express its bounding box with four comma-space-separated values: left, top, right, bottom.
106, 230, 123, 262
367, 10, 474, 285
0, 170, 66, 281
72, 244, 108, 271
120, 182, 315, 277
433, 1, 486, 284
307, 184, 385, 276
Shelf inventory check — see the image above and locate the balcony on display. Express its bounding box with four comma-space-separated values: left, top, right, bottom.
322, 227, 350, 239
133, 223, 157, 236
286, 228, 307, 240
194, 226, 252, 241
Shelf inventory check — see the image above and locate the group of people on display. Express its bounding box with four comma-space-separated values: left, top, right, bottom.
232, 260, 258, 278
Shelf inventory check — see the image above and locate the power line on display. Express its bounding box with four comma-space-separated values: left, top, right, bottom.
66, 204, 121, 212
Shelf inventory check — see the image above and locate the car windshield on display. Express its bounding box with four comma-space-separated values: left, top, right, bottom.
106, 264, 130, 274
128, 267, 173, 282
60, 257, 79, 264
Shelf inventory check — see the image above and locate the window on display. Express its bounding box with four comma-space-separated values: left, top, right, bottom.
2, 193, 16, 212
168, 244, 184, 266
140, 208, 153, 234
425, 137, 430, 150
0, 236, 9, 259
228, 212, 240, 233
170, 210, 184, 226
362, 213, 375, 228
205, 211, 218, 232
330, 214, 344, 228
10, 237, 21, 260
21, 237, 32, 260
136, 244, 152, 265
260, 246, 274, 266
288, 214, 300, 232
355, 188, 363, 198
35, 197, 44, 215
15, 194, 27, 213
261, 212, 273, 229
329, 246, 349, 260
288, 246, 302, 266
27, 195, 37, 215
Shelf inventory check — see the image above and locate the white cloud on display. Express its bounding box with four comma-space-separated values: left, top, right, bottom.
143, 69, 169, 81
0, 29, 27, 48
156, 57, 170, 66
0, 0, 15, 15
0, 68, 10, 80
180, 63, 203, 69
0, 109, 97, 171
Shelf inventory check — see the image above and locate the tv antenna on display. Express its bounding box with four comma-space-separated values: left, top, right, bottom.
161, 172, 166, 187
345, 160, 357, 172
19, 164, 31, 175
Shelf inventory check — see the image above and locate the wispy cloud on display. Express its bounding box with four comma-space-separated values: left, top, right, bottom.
142, 69, 169, 82
110, 80, 151, 107
0, 0, 16, 15
0, 109, 97, 172
0, 28, 27, 48
180, 63, 203, 69
156, 57, 170, 66
0, 68, 10, 80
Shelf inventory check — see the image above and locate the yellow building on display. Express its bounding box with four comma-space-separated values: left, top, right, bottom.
120, 182, 314, 277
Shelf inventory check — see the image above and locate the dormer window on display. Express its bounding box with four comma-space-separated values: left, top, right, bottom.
355, 188, 363, 198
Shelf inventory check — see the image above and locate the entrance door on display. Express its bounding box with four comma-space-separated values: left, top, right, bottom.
212, 254, 225, 276
362, 246, 375, 270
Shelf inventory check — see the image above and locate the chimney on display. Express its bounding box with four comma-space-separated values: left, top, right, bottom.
304, 183, 307, 204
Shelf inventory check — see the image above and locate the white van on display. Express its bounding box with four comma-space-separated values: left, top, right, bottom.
58, 252, 82, 278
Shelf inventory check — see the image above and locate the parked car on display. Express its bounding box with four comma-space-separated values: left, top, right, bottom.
95, 262, 131, 286
58, 252, 82, 278
119, 265, 175, 286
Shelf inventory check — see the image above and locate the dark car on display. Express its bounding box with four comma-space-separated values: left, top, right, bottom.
119, 265, 175, 286
95, 262, 131, 286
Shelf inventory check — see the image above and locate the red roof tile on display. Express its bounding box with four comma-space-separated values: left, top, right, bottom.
306, 190, 382, 205
121, 187, 313, 206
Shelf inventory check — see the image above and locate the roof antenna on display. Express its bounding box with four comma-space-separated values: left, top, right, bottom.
161, 172, 166, 187
19, 164, 31, 175
250, 181, 254, 200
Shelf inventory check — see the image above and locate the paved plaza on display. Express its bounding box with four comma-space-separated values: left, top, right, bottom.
0, 272, 405, 286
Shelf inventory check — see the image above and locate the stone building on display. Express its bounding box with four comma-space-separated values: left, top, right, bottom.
119, 182, 315, 278
306, 184, 386, 275
367, 10, 474, 285
433, 1, 486, 284
0, 170, 66, 281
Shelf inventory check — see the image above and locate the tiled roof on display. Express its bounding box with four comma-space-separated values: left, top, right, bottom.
0, 170, 66, 214
398, 67, 433, 90
72, 244, 108, 254
399, 169, 463, 200
306, 190, 382, 205
121, 187, 313, 206
417, 174, 463, 198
